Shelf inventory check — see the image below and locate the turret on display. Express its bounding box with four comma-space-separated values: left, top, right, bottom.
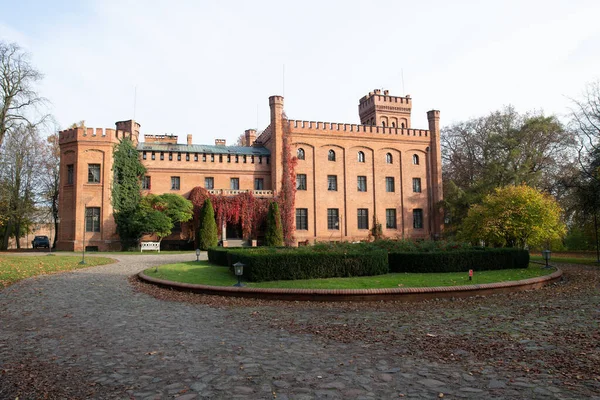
115, 119, 141, 146
358, 89, 412, 128
269, 95, 285, 193
427, 109, 443, 237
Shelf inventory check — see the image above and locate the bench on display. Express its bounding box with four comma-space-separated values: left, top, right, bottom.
140, 241, 160, 253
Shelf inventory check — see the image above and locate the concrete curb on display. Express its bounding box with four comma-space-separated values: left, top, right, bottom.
137, 268, 563, 302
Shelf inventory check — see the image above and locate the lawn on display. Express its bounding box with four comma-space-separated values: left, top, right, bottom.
530, 255, 599, 265
144, 261, 553, 289
0, 255, 115, 288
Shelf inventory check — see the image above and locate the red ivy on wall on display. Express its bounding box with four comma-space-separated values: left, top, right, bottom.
278, 115, 298, 246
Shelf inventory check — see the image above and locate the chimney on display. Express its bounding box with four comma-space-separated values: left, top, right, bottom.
187, 134, 192, 145
383, 90, 389, 96
244, 129, 256, 147
215, 139, 226, 146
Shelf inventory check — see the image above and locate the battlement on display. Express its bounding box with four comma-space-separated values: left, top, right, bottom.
58, 127, 126, 144
287, 119, 429, 140
359, 89, 412, 109
144, 134, 178, 144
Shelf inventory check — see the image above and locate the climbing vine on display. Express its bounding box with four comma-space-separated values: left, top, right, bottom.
279, 115, 298, 246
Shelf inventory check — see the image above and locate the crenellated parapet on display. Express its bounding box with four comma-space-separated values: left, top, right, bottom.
58, 127, 128, 145
286, 119, 429, 141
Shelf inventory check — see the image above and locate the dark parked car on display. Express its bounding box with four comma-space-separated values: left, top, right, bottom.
32, 235, 50, 249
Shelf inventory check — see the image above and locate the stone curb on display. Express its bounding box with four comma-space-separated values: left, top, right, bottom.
137, 268, 563, 302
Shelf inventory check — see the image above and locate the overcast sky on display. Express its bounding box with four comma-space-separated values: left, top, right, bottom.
1, 0, 599, 144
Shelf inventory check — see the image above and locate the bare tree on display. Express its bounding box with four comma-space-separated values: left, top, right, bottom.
0, 41, 47, 148
40, 131, 60, 248
0, 124, 42, 249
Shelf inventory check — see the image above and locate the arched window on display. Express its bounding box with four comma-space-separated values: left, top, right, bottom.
328, 149, 336, 161
382, 121, 386, 128
386, 153, 393, 164
413, 154, 419, 165
297, 148, 305, 160
401, 122, 405, 129
391, 122, 396, 128
358, 151, 365, 163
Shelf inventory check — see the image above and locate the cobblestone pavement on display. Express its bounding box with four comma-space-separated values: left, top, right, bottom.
1, 253, 599, 399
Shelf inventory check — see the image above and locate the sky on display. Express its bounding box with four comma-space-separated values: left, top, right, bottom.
1, 0, 599, 145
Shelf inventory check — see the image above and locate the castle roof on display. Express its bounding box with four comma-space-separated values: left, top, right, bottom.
137, 143, 270, 156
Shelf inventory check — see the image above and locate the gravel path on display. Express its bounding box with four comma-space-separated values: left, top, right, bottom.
1, 253, 599, 399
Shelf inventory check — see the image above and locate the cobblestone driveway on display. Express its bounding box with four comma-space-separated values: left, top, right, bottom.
1, 254, 599, 399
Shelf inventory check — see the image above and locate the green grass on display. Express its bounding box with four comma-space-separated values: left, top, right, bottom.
53, 250, 192, 256
530, 255, 599, 265
144, 261, 553, 289
0, 255, 115, 288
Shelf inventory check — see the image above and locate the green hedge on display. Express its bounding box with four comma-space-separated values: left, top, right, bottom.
227, 249, 388, 282
207, 247, 260, 266
388, 248, 529, 273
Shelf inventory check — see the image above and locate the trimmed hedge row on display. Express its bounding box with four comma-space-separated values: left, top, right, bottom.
389, 248, 529, 273
227, 249, 389, 282
207, 247, 260, 266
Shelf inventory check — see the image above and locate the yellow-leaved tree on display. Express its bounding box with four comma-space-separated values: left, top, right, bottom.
459, 185, 566, 248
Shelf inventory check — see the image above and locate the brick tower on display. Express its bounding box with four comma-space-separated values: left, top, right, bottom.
358, 89, 412, 128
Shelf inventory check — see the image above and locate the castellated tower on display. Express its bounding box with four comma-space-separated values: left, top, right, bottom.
57, 119, 139, 251
358, 89, 412, 128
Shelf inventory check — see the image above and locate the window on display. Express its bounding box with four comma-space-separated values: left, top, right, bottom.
296, 208, 308, 230
251, 155, 255, 164
259, 156, 262, 164
386, 209, 397, 229
297, 174, 307, 190
177, 153, 181, 161
413, 178, 422, 193
230, 178, 240, 190
235, 155, 239, 163
219, 155, 223, 163
358, 151, 365, 163
386, 153, 393, 164
142, 152, 147, 160
142, 176, 151, 190
413, 209, 423, 229
386, 177, 395, 192
202, 153, 206, 162
210, 154, 214, 162
391, 122, 396, 128
151, 152, 156, 160
85, 207, 101, 232
357, 208, 369, 230
171, 176, 180, 190
67, 164, 74, 185
194, 153, 198, 161
227, 155, 231, 163
169, 152, 173, 161
357, 176, 367, 192
204, 177, 214, 189
254, 178, 264, 190
243, 155, 247, 163
327, 208, 339, 230
185, 153, 190, 161
160, 152, 164, 160
328, 149, 336, 161
297, 148, 305, 160
266, 156, 269, 164
327, 175, 337, 191
413, 154, 419, 165
382, 121, 386, 128
88, 164, 100, 183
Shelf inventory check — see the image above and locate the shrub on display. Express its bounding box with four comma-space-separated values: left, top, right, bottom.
227, 248, 388, 282
197, 198, 218, 250
264, 202, 283, 247
207, 247, 229, 266
389, 248, 529, 273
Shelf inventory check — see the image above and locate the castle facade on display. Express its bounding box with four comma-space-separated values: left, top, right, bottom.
57, 89, 443, 251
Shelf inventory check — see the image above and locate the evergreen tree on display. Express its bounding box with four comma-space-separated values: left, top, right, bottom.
197, 198, 218, 250
265, 202, 283, 247
111, 138, 146, 249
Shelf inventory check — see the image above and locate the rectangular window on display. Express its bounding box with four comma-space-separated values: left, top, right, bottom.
254, 178, 264, 190
357, 176, 367, 192
169, 152, 173, 161
230, 178, 239, 190
297, 174, 307, 190
205, 177, 214, 189
243, 155, 247, 163
386, 177, 395, 192
327, 208, 339, 230
210, 154, 214, 162
85, 207, 101, 232
67, 164, 74, 185
266, 156, 269, 164
171, 176, 180, 190
327, 175, 337, 191
235, 155, 239, 163
151, 152, 155, 160
357, 208, 369, 230
227, 155, 231, 163
88, 164, 100, 183
251, 155, 255, 164
413, 209, 423, 229
142, 176, 151, 190
386, 209, 397, 229
259, 156, 262, 164
142, 152, 147, 160
194, 153, 198, 161
219, 155, 223, 163
296, 208, 308, 230
160, 152, 164, 160
185, 153, 189, 161
413, 178, 421, 193
202, 153, 206, 162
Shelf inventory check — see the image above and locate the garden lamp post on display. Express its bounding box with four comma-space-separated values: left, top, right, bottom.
196, 248, 201, 262
233, 262, 244, 287
542, 249, 551, 269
